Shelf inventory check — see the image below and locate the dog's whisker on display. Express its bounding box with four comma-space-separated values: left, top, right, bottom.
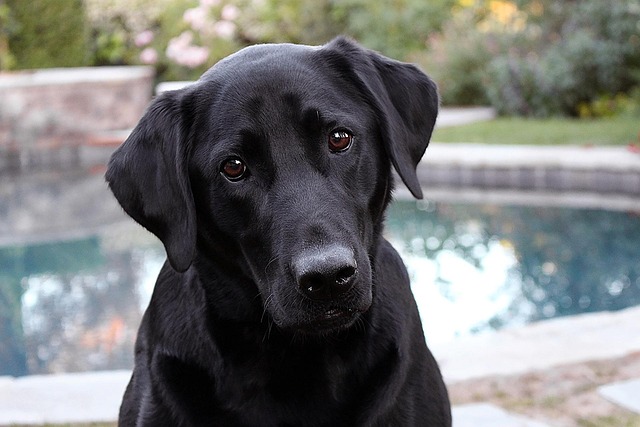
262, 319, 274, 343
355, 316, 368, 334
267, 321, 274, 341
261, 293, 275, 324
264, 254, 282, 275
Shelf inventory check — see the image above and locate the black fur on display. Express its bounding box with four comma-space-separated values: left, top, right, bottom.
106, 37, 450, 426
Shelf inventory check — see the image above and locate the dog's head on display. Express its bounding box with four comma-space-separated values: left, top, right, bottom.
106, 37, 438, 334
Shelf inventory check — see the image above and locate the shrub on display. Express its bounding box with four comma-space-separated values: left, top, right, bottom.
426, 0, 640, 115
331, 0, 455, 60
485, 55, 563, 117
0, 2, 17, 70
417, 8, 492, 106
483, 0, 640, 117
6, 0, 89, 69
578, 89, 640, 118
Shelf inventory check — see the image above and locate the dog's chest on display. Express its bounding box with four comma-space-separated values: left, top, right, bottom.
211, 340, 362, 421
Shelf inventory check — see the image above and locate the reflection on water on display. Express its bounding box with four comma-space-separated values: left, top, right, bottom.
0, 167, 162, 377
2, 170, 640, 376
0, 225, 163, 377
386, 200, 640, 345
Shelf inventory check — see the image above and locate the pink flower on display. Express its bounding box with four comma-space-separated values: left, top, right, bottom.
167, 32, 193, 56
221, 4, 240, 21
166, 32, 210, 68
213, 20, 236, 40
134, 30, 154, 47
139, 47, 158, 64
184, 6, 209, 31
181, 46, 210, 68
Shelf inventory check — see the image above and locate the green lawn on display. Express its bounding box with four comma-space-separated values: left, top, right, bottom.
432, 116, 640, 146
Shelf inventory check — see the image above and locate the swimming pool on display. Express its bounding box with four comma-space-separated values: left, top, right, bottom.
1, 170, 639, 377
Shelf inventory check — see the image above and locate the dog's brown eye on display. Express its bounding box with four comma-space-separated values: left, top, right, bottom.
221, 158, 246, 181
328, 130, 353, 152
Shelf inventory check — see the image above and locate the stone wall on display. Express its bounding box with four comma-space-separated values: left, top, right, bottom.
0, 66, 154, 172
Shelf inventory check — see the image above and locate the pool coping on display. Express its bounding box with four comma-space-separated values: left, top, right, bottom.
416, 143, 640, 197
433, 305, 640, 383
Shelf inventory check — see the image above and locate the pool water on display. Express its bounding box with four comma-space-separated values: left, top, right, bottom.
1, 196, 639, 377
386, 200, 640, 345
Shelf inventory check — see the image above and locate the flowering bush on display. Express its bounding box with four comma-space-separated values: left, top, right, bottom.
85, 0, 454, 83
138, 0, 242, 72
84, 0, 170, 66
84, 0, 245, 80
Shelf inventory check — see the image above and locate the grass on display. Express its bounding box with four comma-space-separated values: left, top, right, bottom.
577, 415, 640, 427
432, 115, 640, 146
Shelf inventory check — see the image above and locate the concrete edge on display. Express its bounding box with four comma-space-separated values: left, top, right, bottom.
433, 305, 640, 383
598, 378, 640, 413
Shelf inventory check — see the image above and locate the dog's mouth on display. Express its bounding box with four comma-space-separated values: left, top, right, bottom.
322, 307, 353, 320
267, 292, 372, 335
296, 306, 364, 334
318, 307, 355, 324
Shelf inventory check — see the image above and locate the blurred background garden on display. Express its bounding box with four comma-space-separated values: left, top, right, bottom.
2, 2, 640, 425
1, 0, 639, 124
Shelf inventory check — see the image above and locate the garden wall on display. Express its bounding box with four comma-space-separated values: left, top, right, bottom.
0, 66, 154, 172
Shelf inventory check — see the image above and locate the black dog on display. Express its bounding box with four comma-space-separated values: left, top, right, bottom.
106, 37, 451, 426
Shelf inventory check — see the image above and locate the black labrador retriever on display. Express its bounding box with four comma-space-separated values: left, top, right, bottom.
106, 37, 451, 426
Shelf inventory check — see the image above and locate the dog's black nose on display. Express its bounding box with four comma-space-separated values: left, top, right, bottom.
293, 246, 357, 301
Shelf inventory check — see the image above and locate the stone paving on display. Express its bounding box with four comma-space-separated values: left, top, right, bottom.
0, 371, 129, 425
436, 106, 496, 128
599, 378, 640, 414
453, 403, 551, 427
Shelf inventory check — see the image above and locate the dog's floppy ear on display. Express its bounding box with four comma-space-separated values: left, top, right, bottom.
106, 89, 196, 272
325, 38, 439, 199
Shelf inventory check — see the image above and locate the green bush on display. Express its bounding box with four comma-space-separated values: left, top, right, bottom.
417, 8, 492, 106
331, 0, 455, 60
6, 0, 89, 69
485, 55, 564, 117
425, 0, 640, 116
578, 89, 640, 118
0, 2, 17, 70
483, 0, 640, 117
